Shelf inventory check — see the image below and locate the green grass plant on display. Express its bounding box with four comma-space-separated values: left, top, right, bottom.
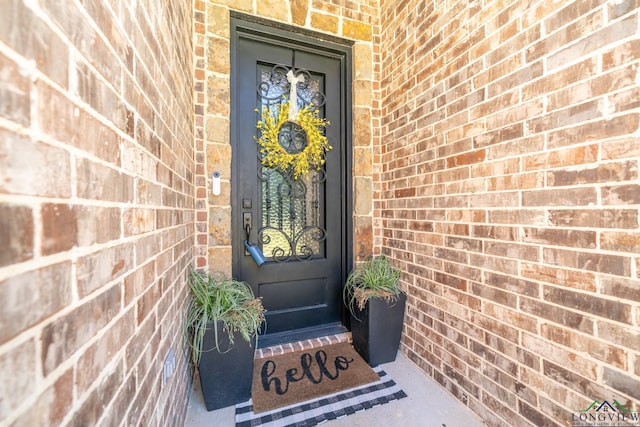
185, 269, 265, 365
343, 255, 403, 319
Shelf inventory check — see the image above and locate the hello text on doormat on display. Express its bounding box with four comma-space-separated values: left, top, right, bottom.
251, 342, 380, 413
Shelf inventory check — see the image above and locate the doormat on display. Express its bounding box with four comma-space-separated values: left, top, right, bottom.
236, 367, 406, 426
250, 342, 380, 414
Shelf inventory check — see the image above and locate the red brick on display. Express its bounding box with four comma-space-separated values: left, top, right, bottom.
76, 243, 134, 298
77, 206, 121, 246
528, 100, 601, 134
0, 51, 30, 126
549, 208, 638, 229
485, 22, 536, 66
547, 14, 638, 70
610, 86, 640, 113
600, 276, 640, 303
469, 191, 519, 208
547, 115, 639, 149
124, 262, 157, 306
543, 361, 602, 400
542, 324, 628, 370
76, 308, 135, 393
41, 204, 78, 255
602, 184, 640, 205
434, 273, 467, 291
520, 297, 594, 334
0, 204, 33, 267
522, 187, 597, 207
0, 262, 72, 345
518, 400, 557, 427
97, 373, 136, 427
487, 61, 543, 98
471, 282, 517, 308
544, 247, 631, 276
124, 313, 156, 373
2, 0, 194, 426
598, 320, 640, 352
0, 0, 68, 87
123, 208, 156, 236
543, 286, 633, 324
8, 368, 73, 426
601, 231, 640, 253
523, 227, 596, 249
70, 362, 124, 426
443, 363, 480, 397
394, 187, 416, 198
444, 261, 481, 282
0, 338, 37, 413
521, 58, 598, 102
41, 0, 122, 88
548, 65, 637, 111
470, 224, 520, 241
0, 131, 72, 198
485, 272, 540, 298
486, 136, 545, 162
75, 60, 127, 130
41, 285, 120, 375
482, 392, 519, 425
471, 312, 519, 344
469, 253, 518, 275
445, 235, 482, 252
484, 241, 539, 262
602, 39, 640, 70
488, 209, 546, 225
521, 263, 596, 291
136, 282, 161, 325
76, 158, 134, 203
484, 302, 538, 333
470, 91, 517, 121
37, 82, 121, 164
547, 160, 637, 187
602, 366, 640, 400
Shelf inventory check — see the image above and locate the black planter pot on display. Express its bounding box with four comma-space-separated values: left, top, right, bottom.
198, 321, 255, 411
350, 292, 406, 366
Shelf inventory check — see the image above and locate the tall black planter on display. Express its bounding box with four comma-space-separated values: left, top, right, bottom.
198, 321, 255, 411
350, 293, 406, 366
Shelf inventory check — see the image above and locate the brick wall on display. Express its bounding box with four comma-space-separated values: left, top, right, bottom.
377, 0, 640, 426
194, 0, 379, 274
0, 0, 194, 425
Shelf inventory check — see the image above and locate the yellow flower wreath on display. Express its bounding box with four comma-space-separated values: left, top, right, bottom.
255, 101, 331, 180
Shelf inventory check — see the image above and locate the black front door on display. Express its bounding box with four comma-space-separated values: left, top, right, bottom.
231, 17, 352, 337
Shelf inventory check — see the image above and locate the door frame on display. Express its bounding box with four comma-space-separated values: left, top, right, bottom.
229, 13, 355, 330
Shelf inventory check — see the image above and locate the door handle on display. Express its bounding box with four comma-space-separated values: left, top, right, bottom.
243, 212, 265, 266
243, 212, 252, 256
243, 211, 252, 231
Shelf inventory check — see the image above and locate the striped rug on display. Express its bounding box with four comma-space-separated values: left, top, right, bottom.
235, 367, 407, 426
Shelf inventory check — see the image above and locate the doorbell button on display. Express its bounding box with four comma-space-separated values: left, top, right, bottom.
212, 171, 221, 196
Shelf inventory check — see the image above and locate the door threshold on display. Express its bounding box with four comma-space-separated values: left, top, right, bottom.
256, 327, 351, 360
257, 323, 348, 349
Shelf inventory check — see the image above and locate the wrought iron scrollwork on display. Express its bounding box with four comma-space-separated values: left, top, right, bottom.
257, 65, 327, 108
255, 65, 328, 262
256, 224, 327, 263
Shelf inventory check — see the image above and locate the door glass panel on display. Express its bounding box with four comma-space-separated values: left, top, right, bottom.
256, 65, 327, 262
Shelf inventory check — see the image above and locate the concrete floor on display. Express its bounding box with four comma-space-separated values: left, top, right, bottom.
184, 352, 485, 427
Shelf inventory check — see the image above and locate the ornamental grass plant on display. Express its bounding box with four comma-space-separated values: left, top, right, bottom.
185, 269, 265, 365
343, 255, 403, 319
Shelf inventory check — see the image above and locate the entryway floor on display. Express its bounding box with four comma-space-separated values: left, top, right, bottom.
184, 344, 484, 427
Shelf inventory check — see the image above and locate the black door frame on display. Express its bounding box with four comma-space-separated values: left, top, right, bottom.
229, 13, 354, 331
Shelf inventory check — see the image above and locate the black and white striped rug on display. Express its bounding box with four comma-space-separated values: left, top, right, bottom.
235, 367, 407, 426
